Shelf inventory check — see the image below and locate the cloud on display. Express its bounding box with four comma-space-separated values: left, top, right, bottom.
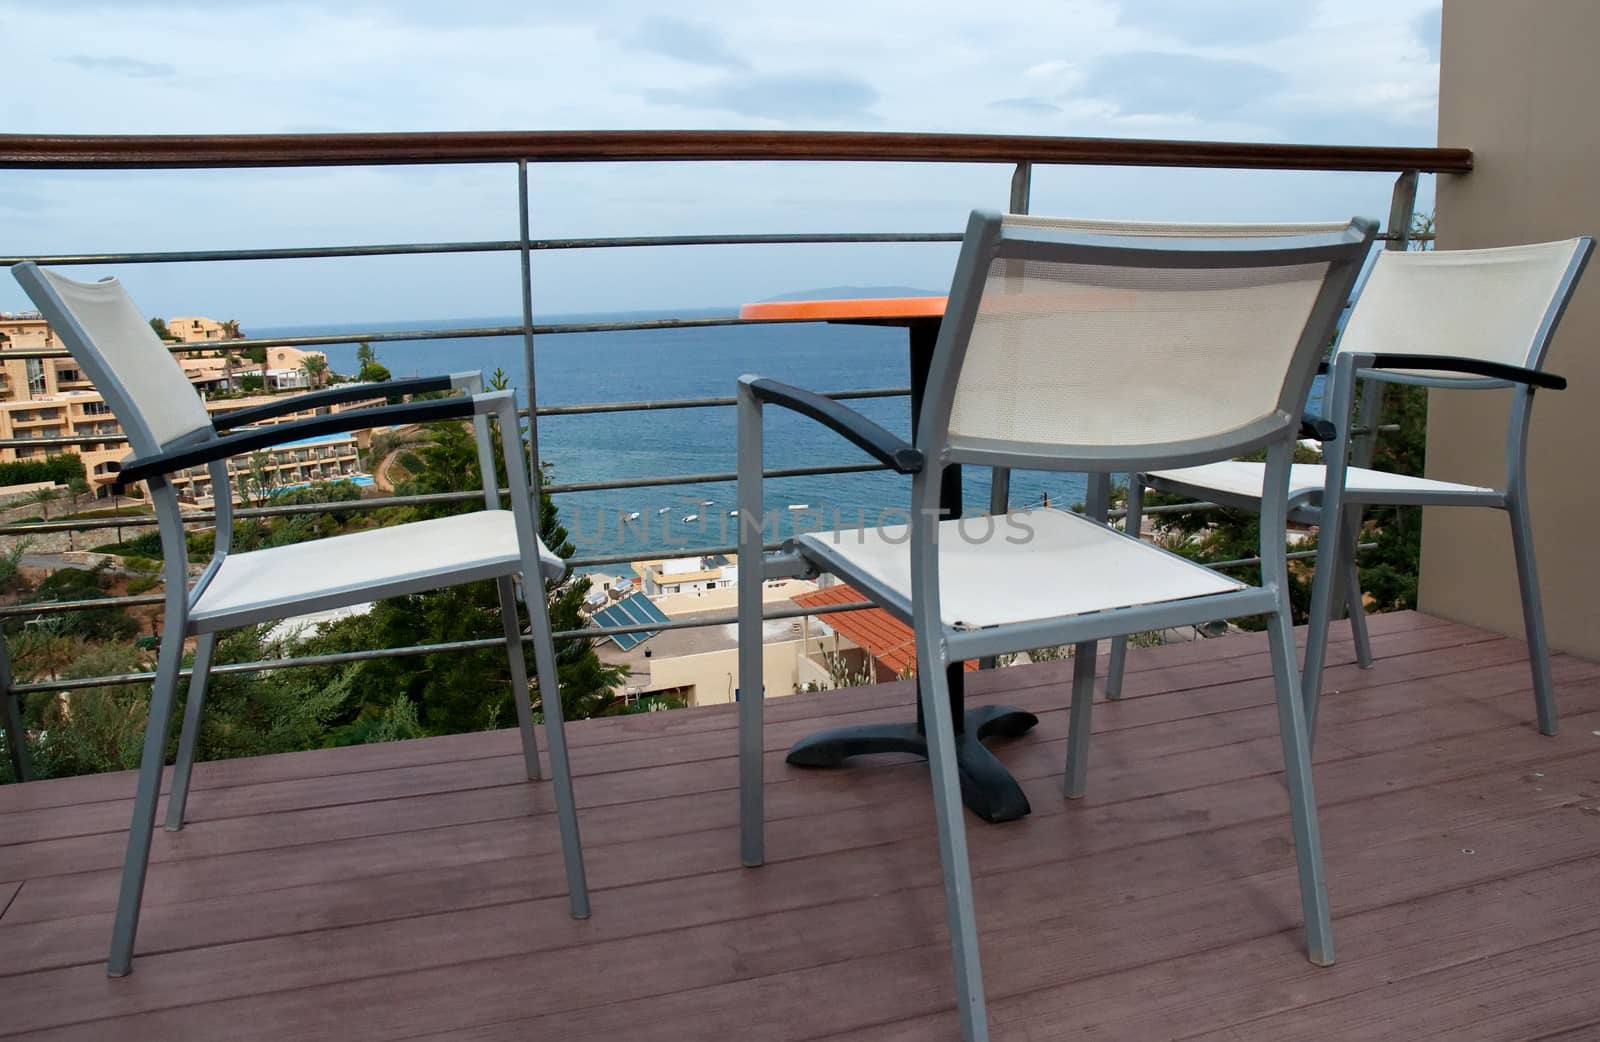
1115, 0, 1318, 46
613, 14, 749, 70
1415, 6, 1441, 63
1023, 60, 1073, 81
62, 54, 176, 79
645, 73, 878, 121
1080, 51, 1286, 119
989, 97, 1062, 115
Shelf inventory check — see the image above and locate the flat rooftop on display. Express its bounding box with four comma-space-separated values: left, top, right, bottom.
2, 610, 1598, 1039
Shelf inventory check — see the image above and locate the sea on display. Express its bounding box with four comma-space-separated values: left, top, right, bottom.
253, 310, 1324, 577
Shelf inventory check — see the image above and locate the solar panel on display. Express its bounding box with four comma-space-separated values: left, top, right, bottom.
592, 592, 668, 650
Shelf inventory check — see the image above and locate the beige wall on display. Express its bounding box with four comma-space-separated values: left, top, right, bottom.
641, 637, 824, 707
1422, 0, 1600, 654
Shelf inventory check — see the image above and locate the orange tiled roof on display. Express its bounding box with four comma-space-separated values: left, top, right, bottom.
792, 584, 978, 677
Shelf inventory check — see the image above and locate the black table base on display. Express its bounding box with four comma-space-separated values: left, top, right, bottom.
784, 315, 1038, 825
785, 701, 1039, 823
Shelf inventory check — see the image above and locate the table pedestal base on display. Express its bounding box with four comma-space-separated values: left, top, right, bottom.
784, 703, 1039, 823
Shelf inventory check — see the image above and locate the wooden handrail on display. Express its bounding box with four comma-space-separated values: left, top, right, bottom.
0, 130, 1471, 173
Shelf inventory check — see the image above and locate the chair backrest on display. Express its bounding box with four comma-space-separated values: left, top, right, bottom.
927, 212, 1376, 471
11, 263, 213, 457
1335, 239, 1594, 374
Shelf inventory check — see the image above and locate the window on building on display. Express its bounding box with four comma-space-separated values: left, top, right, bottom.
25, 358, 46, 397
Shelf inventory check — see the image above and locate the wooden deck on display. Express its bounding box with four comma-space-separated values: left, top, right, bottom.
3, 611, 1599, 1040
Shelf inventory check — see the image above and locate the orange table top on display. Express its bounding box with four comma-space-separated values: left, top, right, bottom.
739, 296, 946, 322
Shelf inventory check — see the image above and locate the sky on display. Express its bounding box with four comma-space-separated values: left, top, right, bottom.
0, 0, 1443, 325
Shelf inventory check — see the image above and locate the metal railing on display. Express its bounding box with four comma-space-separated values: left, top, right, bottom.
0, 129, 1452, 780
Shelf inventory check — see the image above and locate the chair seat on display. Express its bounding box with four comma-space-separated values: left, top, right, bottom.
1148, 461, 1495, 505
189, 510, 563, 632
795, 507, 1245, 630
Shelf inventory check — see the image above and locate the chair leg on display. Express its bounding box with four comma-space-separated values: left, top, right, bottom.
498, 577, 542, 781
1300, 509, 1344, 739
1062, 642, 1098, 798
1105, 480, 1144, 700
1266, 606, 1335, 967
524, 578, 590, 920
918, 651, 990, 1042
1507, 497, 1558, 736
108, 628, 187, 977
736, 584, 764, 868
164, 632, 217, 832
1338, 517, 1373, 669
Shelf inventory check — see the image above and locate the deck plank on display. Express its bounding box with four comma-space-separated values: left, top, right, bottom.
0, 619, 1523, 857
1, 612, 1596, 1042
0, 609, 1466, 818
3, 639, 1586, 910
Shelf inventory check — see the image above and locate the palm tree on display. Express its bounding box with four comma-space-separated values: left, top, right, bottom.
300, 355, 328, 390
220, 319, 243, 339
27, 486, 60, 520
65, 478, 90, 550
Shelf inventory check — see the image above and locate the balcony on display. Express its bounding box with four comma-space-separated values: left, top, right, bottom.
0, 119, 1595, 1040
1, 612, 1595, 1039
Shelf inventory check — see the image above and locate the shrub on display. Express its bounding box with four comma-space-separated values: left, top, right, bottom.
0, 454, 85, 488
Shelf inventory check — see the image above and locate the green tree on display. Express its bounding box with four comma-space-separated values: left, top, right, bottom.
171, 627, 352, 763
11, 564, 140, 643
66, 476, 90, 512
0, 537, 31, 594
26, 485, 60, 520
355, 341, 391, 383
25, 644, 151, 777
342, 419, 629, 727
149, 317, 173, 341
301, 355, 329, 389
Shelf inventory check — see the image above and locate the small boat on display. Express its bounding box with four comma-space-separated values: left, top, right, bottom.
624, 511, 642, 522
657, 507, 670, 515
728, 509, 740, 518
681, 513, 699, 523
787, 503, 810, 510
701, 499, 714, 506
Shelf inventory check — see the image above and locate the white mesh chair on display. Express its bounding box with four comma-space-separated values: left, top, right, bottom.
1108, 238, 1594, 737
734, 212, 1376, 1041
12, 263, 590, 978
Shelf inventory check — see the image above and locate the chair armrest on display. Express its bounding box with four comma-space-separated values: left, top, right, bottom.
1365, 354, 1567, 390
211, 373, 471, 431
1299, 414, 1338, 442
115, 395, 480, 489
744, 377, 923, 474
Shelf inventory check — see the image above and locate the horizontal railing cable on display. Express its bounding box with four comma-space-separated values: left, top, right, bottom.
0, 386, 911, 450
5, 535, 1367, 696
5, 597, 878, 695
0, 231, 965, 268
